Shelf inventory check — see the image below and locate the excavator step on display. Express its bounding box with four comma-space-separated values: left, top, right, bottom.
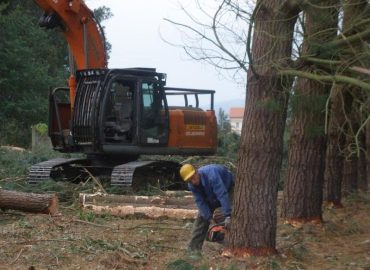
27, 158, 87, 184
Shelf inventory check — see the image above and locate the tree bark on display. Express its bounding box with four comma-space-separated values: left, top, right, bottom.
224, 0, 299, 257
366, 113, 370, 190
281, 79, 328, 224
358, 130, 368, 192
281, 1, 338, 225
324, 87, 352, 207
324, 0, 369, 201
0, 189, 58, 215
342, 98, 360, 195
341, 0, 370, 195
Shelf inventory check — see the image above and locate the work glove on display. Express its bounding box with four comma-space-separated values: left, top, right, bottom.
224, 216, 231, 230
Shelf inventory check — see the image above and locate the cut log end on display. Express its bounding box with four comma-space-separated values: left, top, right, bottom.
221, 247, 278, 258
47, 194, 59, 215
0, 189, 59, 215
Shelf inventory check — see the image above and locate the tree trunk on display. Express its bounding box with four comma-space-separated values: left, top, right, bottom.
342, 99, 360, 195
224, 0, 299, 256
0, 189, 58, 215
366, 113, 370, 189
324, 0, 369, 200
324, 88, 352, 207
358, 130, 368, 192
281, 79, 328, 224
281, 1, 338, 225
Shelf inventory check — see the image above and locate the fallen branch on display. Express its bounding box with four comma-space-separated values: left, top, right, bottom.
127, 221, 178, 230
128, 225, 185, 231
10, 248, 24, 264
153, 244, 186, 251
73, 219, 116, 229
83, 168, 107, 194
13, 238, 77, 245
0, 176, 26, 183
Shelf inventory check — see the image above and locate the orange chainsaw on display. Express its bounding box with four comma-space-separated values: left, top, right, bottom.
206, 222, 226, 243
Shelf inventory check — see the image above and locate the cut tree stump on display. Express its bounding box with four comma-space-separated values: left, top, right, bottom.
79, 192, 197, 220
0, 188, 58, 215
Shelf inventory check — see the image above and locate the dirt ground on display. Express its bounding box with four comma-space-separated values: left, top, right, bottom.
0, 192, 370, 270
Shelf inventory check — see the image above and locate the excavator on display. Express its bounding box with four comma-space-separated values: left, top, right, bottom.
28, 0, 217, 188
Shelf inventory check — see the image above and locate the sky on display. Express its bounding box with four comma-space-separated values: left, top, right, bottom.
86, 0, 246, 110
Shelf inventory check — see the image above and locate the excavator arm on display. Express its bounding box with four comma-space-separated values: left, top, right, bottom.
35, 0, 107, 69
35, 0, 107, 106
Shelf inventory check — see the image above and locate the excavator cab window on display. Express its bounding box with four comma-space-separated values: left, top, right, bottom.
103, 79, 135, 143
140, 81, 168, 145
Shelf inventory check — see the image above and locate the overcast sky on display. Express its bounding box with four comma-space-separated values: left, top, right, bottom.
86, 0, 246, 108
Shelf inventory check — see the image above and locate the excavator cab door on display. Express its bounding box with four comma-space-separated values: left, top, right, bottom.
139, 81, 169, 145
103, 77, 136, 143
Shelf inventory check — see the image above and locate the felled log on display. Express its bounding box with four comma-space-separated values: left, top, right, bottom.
83, 204, 197, 219
0, 188, 58, 215
80, 192, 197, 219
79, 192, 195, 207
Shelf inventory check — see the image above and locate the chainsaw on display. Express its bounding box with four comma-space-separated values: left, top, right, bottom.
206, 222, 226, 243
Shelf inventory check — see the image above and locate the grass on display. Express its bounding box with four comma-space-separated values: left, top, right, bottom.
78, 211, 96, 223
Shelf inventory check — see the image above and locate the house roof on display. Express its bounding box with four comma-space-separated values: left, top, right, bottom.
229, 107, 244, 118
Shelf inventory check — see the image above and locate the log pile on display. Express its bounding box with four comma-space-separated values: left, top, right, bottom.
0, 188, 58, 215
79, 191, 197, 220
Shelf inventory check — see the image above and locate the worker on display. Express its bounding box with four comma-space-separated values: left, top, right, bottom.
180, 163, 234, 252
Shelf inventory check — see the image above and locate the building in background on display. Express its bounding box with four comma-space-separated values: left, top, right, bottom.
229, 107, 244, 135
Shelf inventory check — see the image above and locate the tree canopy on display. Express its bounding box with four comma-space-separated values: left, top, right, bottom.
0, 2, 111, 147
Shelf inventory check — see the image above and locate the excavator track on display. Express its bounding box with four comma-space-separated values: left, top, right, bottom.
110, 160, 181, 187
111, 161, 155, 186
27, 158, 87, 184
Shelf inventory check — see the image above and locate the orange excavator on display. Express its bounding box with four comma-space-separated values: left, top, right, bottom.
28, 0, 217, 187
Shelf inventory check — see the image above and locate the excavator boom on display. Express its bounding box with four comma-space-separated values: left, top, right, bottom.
35, 0, 107, 70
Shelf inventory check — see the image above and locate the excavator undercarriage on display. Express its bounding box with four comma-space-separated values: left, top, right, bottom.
27, 156, 184, 190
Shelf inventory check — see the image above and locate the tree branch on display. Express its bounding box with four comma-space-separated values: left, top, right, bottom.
211, 0, 248, 72
279, 69, 370, 91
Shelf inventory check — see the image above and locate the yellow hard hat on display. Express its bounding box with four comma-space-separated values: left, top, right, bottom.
180, 164, 196, 181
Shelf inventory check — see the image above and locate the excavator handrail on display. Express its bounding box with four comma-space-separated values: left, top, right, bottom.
164, 87, 215, 110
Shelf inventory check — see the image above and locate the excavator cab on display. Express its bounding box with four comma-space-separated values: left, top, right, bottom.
49, 68, 216, 157
102, 73, 169, 146
49, 68, 168, 152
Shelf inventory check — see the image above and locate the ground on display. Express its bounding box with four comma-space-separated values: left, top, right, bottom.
0, 149, 369, 269
0, 191, 369, 270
